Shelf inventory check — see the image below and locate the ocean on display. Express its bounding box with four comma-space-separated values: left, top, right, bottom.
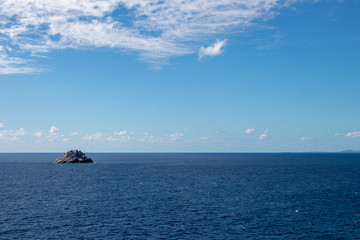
0, 153, 359, 239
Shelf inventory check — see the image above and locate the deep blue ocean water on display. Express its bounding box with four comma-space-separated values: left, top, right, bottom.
1, 153, 360, 239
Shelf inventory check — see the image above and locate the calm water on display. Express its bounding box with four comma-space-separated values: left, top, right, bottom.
0, 153, 360, 239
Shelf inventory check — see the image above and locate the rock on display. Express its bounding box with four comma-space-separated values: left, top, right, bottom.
55, 150, 93, 163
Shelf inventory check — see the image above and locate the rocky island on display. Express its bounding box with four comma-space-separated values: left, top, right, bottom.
55, 150, 93, 163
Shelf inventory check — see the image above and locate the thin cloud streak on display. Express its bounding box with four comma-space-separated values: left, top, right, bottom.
345, 131, 360, 138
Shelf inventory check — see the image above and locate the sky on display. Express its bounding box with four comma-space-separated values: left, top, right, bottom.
0, 0, 359, 152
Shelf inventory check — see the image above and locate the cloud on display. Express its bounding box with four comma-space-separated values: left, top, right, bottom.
13, 128, 26, 136
259, 129, 269, 140
69, 131, 79, 136
114, 130, 127, 136
34, 131, 45, 137
245, 128, 256, 134
300, 137, 311, 141
345, 131, 360, 138
106, 135, 134, 142
49, 126, 59, 135
43, 126, 66, 142
0, 50, 42, 74
198, 40, 226, 59
105, 136, 117, 141
82, 132, 104, 141
169, 133, 184, 141
138, 132, 162, 143
0, 0, 293, 73
0, 125, 26, 142
33, 126, 66, 142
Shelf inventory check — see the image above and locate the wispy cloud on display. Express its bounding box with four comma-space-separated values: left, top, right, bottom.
82, 132, 104, 141
0, 53, 41, 75
0, 123, 26, 142
138, 132, 162, 143
169, 133, 184, 142
13, 128, 26, 136
345, 131, 360, 138
114, 130, 127, 136
0, 128, 26, 138
106, 135, 135, 142
259, 129, 269, 140
0, 0, 295, 73
198, 40, 226, 60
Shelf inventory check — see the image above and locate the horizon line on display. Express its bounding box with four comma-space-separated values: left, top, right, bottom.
0, 151, 359, 154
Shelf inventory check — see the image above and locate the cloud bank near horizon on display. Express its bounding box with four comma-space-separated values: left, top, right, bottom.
0, 0, 303, 74
1, 121, 360, 152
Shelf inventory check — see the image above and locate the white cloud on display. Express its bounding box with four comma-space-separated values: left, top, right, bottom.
0, 0, 294, 73
82, 132, 104, 141
14, 128, 26, 136
0, 122, 4, 129
69, 132, 79, 136
0, 126, 26, 142
107, 131, 135, 142
300, 137, 311, 141
46, 126, 69, 142
105, 136, 116, 141
0, 51, 41, 75
106, 135, 134, 142
345, 131, 360, 138
34, 131, 45, 137
245, 128, 256, 134
138, 133, 162, 143
114, 130, 127, 136
147, 135, 163, 143
32, 126, 72, 143
198, 40, 226, 59
169, 133, 185, 141
259, 129, 269, 140
49, 126, 60, 135
334, 133, 342, 137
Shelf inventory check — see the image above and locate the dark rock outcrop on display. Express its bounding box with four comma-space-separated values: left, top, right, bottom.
55, 150, 93, 163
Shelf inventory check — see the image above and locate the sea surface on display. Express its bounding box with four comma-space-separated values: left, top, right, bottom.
0, 153, 360, 239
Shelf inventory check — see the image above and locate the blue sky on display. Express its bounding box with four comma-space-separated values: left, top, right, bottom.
0, 0, 359, 152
